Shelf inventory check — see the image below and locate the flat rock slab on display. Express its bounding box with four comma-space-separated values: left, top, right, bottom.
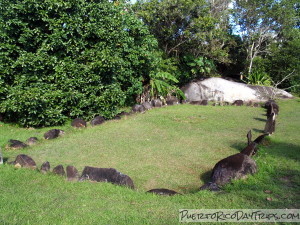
182, 77, 293, 103
80, 166, 134, 189
147, 188, 180, 196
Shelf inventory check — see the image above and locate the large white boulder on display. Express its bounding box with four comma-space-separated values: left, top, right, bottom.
182, 77, 293, 103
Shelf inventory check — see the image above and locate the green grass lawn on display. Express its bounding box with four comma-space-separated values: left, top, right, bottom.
0, 99, 299, 224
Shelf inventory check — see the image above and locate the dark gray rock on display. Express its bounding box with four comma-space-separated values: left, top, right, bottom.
113, 115, 121, 120
40, 161, 50, 174
200, 100, 208, 105
12, 154, 36, 169
53, 165, 65, 176
209, 153, 257, 186
91, 116, 105, 126
44, 129, 65, 140
142, 101, 152, 110
266, 102, 279, 116
146, 188, 180, 196
71, 118, 87, 128
132, 104, 146, 113
264, 99, 276, 109
151, 99, 162, 107
8, 140, 28, 149
117, 111, 131, 116
190, 101, 202, 105
264, 113, 276, 135
27, 137, 38, 145
200, 133, 267, 191
79, 166, 134, 189
190, 100, 207, 105
66, 165, 79, 181
232, 100, 243, 106
166, 96, 179, 105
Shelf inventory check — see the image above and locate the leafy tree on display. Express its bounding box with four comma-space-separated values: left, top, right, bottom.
133, 0, 235, 83
232, 0, 299, 76
0, 0, 160, 126
266, 28, 300, 94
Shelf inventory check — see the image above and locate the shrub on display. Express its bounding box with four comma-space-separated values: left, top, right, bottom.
0, 0, 158, 126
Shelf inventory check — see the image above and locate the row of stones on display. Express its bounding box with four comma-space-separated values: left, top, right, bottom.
8, 154, 178, 196
2, 99, 277, 196
200, 100, 279, 191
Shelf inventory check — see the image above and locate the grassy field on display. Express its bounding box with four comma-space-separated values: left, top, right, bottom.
0, 99, 299, 224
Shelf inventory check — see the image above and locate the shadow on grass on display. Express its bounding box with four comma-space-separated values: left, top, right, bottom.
252, 128, 264, 133
266, 142, 300, 162
230, 142, 245, 152
254, 117, 267, 122
199, 170, 211, 184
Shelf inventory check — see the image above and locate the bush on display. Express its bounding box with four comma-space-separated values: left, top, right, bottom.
0, 0, 158, 126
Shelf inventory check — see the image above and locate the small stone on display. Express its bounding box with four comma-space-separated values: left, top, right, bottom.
44, 129, 65, 140
71, 118, 87, 128
66, 165, 79, 181
12, 154, 36, 169
264, 190, 273, 194
151, 99, 162, 108
27, 137, 38, 145
8, 140, 28, 149
40, 161, 50, 174
266, 197, 273, 201
91, 116, 105, 126
232, 100, 244, 106
53, 165, 65, 176
166, 96, 179, 105
132, 104, 146, 113
113, 115, 121, 120
117, 111, 130, 116
142, 101, 152, 110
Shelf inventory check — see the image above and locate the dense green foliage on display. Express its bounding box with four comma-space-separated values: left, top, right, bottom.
0, 0, 160, 126
133, 0, 235, 84
0, 0, 299, 126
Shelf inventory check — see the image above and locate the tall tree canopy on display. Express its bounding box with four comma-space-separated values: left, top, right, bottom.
232, 0, 300, 77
